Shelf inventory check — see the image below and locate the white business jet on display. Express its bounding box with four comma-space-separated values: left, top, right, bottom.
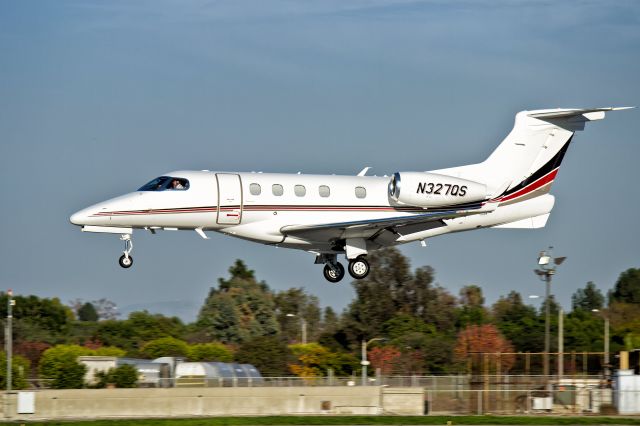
70, 107, 631, 282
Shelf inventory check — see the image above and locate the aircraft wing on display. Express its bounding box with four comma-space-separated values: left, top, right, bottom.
280, 208, 479, 242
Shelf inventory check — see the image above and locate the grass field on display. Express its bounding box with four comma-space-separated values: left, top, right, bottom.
4, 416, 640, 426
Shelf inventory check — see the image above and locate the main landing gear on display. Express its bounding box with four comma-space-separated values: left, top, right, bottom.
348, 256, 370, 280
323, 262, 345, 283
318, 254, 370, 283
118, 234, 133, 268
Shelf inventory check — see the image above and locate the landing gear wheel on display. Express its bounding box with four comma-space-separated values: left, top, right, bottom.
348, 256, 370, 280
323, 262, 345, 283
119, 254, 133, 269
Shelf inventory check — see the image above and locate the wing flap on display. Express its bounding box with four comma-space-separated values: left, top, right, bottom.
280, 209, 476, 242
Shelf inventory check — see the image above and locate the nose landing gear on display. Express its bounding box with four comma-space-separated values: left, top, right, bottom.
118, 234, 133, 268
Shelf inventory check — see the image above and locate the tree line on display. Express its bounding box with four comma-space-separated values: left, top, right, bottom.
1, 248, 639, 388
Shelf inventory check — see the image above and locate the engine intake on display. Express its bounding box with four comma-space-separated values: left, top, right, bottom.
389, 172, 487, 208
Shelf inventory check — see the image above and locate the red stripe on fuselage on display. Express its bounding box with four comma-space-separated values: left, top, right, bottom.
499, 168, 558, 203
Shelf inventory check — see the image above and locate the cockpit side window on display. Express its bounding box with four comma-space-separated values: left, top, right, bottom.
138, 176, 190, 191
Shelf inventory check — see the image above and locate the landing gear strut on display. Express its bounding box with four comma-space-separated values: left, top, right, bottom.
348, 256, 370, 280
118, 234, 133, 268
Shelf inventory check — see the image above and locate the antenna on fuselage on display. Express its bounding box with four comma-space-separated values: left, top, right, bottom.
357, 167, 371, 177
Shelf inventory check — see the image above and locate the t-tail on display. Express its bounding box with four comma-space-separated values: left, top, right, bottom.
432, 107, 633, 228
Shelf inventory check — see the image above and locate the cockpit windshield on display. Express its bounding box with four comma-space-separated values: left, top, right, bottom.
138, 176, 190, 191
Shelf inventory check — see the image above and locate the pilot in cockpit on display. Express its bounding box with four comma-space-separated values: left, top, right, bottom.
171, 179, 184, 190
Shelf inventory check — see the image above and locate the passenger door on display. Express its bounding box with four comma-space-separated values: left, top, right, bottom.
216, 173, 243, 225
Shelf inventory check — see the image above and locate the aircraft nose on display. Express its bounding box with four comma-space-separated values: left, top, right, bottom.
70, 208, 90, 226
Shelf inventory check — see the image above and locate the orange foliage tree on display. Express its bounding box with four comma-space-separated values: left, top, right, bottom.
368, 346, 401, 375
454, 324, 515, 373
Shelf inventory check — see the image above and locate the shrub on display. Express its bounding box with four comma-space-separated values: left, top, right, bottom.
94, 364, 138, 388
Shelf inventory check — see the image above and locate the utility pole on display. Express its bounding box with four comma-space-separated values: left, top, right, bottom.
592, 309, 610, 381
605, 316, 610, 379
361, 340, 368, 386
558, 308, 564, 380
286, 313, 307, 344
6, 289, 13, 392
301, 317, 307, 345
5, 289, 14, 419
361, 338, 384, 386
534, 247, 566, 380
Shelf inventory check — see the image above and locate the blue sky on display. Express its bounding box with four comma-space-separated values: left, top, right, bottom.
1, 0, 638, 321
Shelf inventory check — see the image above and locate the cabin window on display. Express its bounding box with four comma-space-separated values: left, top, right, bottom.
294, 185, 306, 197
355, 186, 367, 199
138, 176, 189, 191
272, 184, 284, 196
319, 185, 330, 197
249, 183, 261, 196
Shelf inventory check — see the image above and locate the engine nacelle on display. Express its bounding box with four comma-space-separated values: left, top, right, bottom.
388, 172, 487, 208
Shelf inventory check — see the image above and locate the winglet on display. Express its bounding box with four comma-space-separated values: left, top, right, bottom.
357, 167, 371, 177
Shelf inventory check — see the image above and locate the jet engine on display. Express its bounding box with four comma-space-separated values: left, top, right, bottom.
388, 172, 487, 208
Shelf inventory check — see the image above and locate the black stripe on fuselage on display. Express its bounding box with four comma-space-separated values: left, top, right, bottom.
501, 135, 573, 197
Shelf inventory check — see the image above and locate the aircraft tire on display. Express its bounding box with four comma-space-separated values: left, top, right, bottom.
323, 262, 345, 283
348, 256, 370, 280
118, 254, 133, 269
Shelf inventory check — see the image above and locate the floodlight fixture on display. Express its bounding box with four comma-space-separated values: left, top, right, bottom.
538, 254, 551, 265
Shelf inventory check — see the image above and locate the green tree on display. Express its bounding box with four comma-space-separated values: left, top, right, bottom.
39, 345, 90, 389
93, 319, 136, 352
196, 260, 279, 344
0, 352, 30, 389
140, 337, 189, 359
94, 364, 139, 388
457, 285, 488, 327
492, 291, 544, 353
78, 302, 99, 322
288, 343, 357, 377
572, 281, 604, 312
275, 288, 321, 343
188, 343, 233, 362
93, 311, 186, 354
94, 346, 126, 357
127, 311, 186, 342
611, 268, 640, 304
321, 307, 339, 334
382, 314, 434, 339
235, 336, 290, 376
0, 293, 73, 343
563, 309, 604, 352
345, 249, 410, 340
345, 248, 458, 343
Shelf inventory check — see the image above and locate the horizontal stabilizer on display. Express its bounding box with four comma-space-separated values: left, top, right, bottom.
528, 107, 634, 121
492, 213, 550, 229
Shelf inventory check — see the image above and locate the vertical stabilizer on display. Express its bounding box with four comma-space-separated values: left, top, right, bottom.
432, 107, 630, 204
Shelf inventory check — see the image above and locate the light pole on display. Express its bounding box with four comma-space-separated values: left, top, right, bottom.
361, 338, 384, 386
286, 313, 307, 344
592, 309, 610, 381
558, 308, 564, 380
5, 290, 14, 393
534, 247, 566, 379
